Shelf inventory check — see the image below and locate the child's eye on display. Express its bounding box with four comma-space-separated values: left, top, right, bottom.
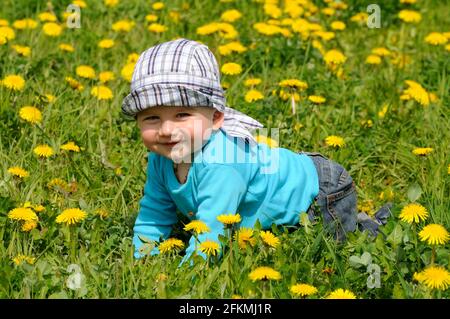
176, 113, 190, 118
144, 116, 159, 121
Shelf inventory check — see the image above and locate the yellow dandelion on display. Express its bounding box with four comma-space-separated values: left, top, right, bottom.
8, 166, 29, 178
48, 178, 68, 191
371, 47, 391, 57
33, 144, 54, 158
2, 74, 25, 91
425, 32, 448, 46
44, 94, 56, 102
399, 203, 429, 224
148, 23, 168, 33
59, 43, 75, 52
91, 86, 113, 100
146, 14, 158, 22
324, 49, 346, 66
61, 141, 81, 152
260, 230, 280, 248
244, 78, 262, 86
330, 21, 346, 31
94, 208, 109, 219
184, 220, 210, 234
104, 0, 119, 7
254, 135, 279, 148
65, 76, 84, 91
42, 22, 62, 37
278, 79, 308, 90
99, 71, 115, 83
12, 19, 36, 30
198, 240, 220, 256
152, 2, 164, 10
398, 10, 422, 23
72, 0, 87, 8
76, 65, 96, 79
21, 220, 38, 232
326, 288, 357, 299
13, 255, 36, 266
448, 164, 450, 175
221, 63, 242, 75
221, 9, 242, 23
308, 95, 326, 104
217, 213, 241, 225
366, 54, 382, 65
112, 20, 135, 32
38, 12, 57, 22
121, 63, 135, 82
245, 89, 264, 103
419, 224, 449, 245
234, 228, 256, 249
56, 208, 87, 225
412, 147, 433, 156
290, 283, 318, 297
98, 39, 115, 49
325, 135, 345, 148
12, 45, 31, 57
8, 207, 38, 222
248, 266, 282, 281
414, 266, 450, 290
19, 106, 42, 124
158, 238, 185, 254
33, 205, 45, 213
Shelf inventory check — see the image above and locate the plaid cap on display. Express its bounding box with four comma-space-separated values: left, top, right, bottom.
122, 38, 263, 143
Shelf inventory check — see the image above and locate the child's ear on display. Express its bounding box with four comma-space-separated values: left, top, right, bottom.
212, 111, 224, 130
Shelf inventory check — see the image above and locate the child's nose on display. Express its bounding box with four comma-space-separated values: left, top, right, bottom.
159, 120, 175, 136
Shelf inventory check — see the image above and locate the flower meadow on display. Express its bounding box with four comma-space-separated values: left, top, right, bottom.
0, 0, 449, 299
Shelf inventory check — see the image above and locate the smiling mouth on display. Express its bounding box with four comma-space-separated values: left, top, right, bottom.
162, 142, 180, 148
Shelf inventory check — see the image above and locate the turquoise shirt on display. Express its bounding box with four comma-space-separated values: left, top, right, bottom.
133, 129, 319, 260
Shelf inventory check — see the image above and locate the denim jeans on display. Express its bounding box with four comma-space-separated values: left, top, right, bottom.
300, 152, 357, 241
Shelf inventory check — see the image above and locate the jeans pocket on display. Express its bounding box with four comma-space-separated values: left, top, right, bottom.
324, 181, 358, 241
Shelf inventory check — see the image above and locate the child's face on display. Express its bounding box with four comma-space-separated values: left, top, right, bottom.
136, 106, 224, 163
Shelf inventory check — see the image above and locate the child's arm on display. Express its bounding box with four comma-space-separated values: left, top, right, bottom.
183, 164, 248, 262
133, 154, 178, 258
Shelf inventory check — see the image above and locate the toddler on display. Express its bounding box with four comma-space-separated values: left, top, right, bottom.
122, 38, 390, 261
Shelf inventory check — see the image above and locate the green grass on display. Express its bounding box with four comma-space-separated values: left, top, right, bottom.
0, 0, 449, 298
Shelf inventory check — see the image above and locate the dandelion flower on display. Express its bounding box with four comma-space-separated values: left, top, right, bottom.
94, 208, 109, 219
217, 213, 241, 225
59, 43, 75, 52
19, 106, 42, 124
159, 238, 185, 254
221, 63, 242, 75
38, 12, 57, 22
402, 80, 429, 106
412, 147, 433, 156
244, 78, 262, 86
2, 74, 25, 91
198, 240, 220, 256
91, 86, 113, 100
148, 23, 168, 33
278, 79, 308, 90
61, 141, 81, 152
99, 71, 115, 83
146, 14, 158, 22
414, 266, 450, 290
324, 49, 346, 66
366, 54, 382, 65
234, 228, 256, 249
326, 288, 357, 299
56, 208, 87, 225
98, 39, 115, 49
325, 135, 345, 148
260, 230, 280, 248
184, 220, 210, 234
112, 20, 135, 32
12, 19, 36, 30
8, 207, 38, 222
12, 45, 31, 57
65, 77, 84, 91
152, 2, 164, 10
371, 47, 391, 56
398, 10, 422, 23
13, 255, 36, 266
399, 203, 429, 224
290, 284, 318, 297
33, 144, 54, 158
221, 9, 242, 23
308, 95, 326, 104
104, 0, 119, 7
21, 220, 38, 232
76, 65, 96, 79
248, 266, 282, 281
424, 32, 447, 46
42, 22, 62, 36
121, 63, 135, 82
245, 89, 264, 103
72, 0, 87, 8
8, 166, 29, 178
219, 41, 247, 56
419, 224, 449, 245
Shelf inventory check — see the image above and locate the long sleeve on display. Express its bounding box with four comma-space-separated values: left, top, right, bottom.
133, 154, 178, 258
183, 164, 248, 262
